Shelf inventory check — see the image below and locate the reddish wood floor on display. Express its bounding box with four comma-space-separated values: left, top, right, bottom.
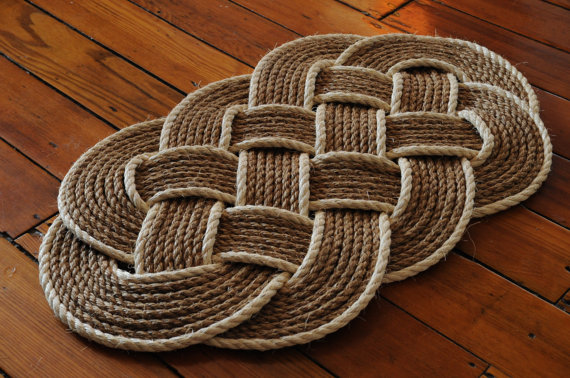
1, 0, 569, 376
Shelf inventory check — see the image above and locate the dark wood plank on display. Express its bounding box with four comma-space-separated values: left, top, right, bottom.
163, 347, 331, 377
556, 289, 570, 313
438, 0, 570, 51
524, 155, 570, 228
304, 298, 488, 377
0, 0, 182, 128
130, 0, 299, 67
383, 0, 570, 99
457, 206, 570, 301
481, 366, 510, 378
341, 0, 409, 18
235, 0, 402, 36
0, 57, 114, 179
382, 253, 570, 377
535, 88, 570, 159
545, 0, 570, 9
0, 141, 58, 237
0, 238, 176, 377
31, 0, 251, 93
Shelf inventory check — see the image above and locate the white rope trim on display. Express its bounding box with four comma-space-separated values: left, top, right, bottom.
207, 212, 391, 350
383, 157, 475, 282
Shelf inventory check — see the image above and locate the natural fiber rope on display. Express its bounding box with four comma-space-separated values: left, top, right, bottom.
40, 34, 551, 351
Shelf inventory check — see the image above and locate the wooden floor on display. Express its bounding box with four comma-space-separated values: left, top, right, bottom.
0, 0, 568, 376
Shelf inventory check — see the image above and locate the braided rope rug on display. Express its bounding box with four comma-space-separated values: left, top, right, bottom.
39, 34, 551, 351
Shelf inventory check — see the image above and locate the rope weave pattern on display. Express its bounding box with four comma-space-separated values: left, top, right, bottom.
39, 34, 551, 351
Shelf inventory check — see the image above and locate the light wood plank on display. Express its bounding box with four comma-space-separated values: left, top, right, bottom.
457, 206, 570, 301
383, 0, 570, 98
0, 141, 58, 237
0, 0, 182, 128
0, 238, 176, 377
31, 0, 251, 93
382, 253, 570, 377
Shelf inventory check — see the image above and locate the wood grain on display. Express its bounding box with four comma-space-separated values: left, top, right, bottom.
457, 206, 570, 301
235, 0, 402, 36
31, 0, 251, 93
0, 239, 176, 377
383, 0, 570, 99
162, 347, 331, 377
0, 57, 114, 179
131, 0, 298, 67
438, 0, 570, 51
15, 216, 57, 259
535, 88, 570, 159
303, 298, 488, 377
556, 290, 570, 314
341, 0, 409, 18
0, 0, 182, 128
482, 366, 511, 378
525, 155, 570, 228
0, 141, 58, 237
382, 253, 570, 377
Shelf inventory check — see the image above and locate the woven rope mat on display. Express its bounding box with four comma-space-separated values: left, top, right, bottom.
39, 34, 551, 351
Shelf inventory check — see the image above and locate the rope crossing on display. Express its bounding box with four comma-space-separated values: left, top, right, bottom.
40, 34, 551, 351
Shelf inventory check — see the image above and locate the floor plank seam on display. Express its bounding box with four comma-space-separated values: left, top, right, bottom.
379, 294, 491, 370
0, 53, 120, 133
1, 234, 39, 264
429, 0, 570, 54
126, 0, 257, 69
452, 250, 562, 306
24, 0, 188, 98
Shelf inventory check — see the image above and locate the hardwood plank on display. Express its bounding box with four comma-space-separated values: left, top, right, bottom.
546, 0, 570, 9
535, 88, 570, 159
524, 155, 570, 228
383, 0, 570, 99
556, 289, 570, 313
130, 0, 299, 67
0, 141, 58, 237
341, 0, 409, 18
31, 0, 251, 93
163, 347, 331, 377
0, 238, 175, 377
234, 0, 402, 36
481, 366, 511, 378
15, 216, 57, 259
457, 206, 570, 301
382, 253, 570, 377
437, 0, 570, 51
0, 0, 182, 128
303, 298, 488, 377
0, 57, 114, 179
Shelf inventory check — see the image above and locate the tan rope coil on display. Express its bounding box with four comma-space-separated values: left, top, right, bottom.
39, 34, 551, 351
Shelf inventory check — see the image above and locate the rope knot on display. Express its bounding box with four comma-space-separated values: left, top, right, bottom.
42, 34, 551, 351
